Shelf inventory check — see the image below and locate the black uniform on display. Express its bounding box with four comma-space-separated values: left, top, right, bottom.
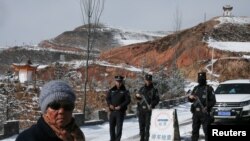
106, 85, 131, 141
136, 83, 159, 141
188, 72, 216, 141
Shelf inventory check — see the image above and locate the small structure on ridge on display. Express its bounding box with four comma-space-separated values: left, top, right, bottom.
223, 5, 233, 17
12, 60, 39, 83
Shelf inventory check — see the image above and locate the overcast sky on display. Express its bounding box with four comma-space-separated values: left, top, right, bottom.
0, 0, 250, 46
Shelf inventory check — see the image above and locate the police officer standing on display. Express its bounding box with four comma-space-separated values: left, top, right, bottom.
135, 74, 160, 141
106, 75, 131, 141
188, 72, 216, 141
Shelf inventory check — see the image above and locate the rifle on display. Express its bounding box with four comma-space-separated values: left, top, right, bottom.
193, 96, 207, 113
191, 86, 214, 123
137, 93, 151, 110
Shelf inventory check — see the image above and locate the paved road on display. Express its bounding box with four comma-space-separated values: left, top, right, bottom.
84, 103, 209, 141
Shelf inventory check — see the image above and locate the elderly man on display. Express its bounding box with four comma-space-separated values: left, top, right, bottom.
16, 80, 85, 141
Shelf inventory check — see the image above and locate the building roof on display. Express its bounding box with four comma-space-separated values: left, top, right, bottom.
12, 63, 39, 71
223, 5, 233, 10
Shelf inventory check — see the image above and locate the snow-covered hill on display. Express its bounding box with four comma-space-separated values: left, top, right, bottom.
38, 25, 169, 52
207, 17, 250, 52
111, 27, 170, 46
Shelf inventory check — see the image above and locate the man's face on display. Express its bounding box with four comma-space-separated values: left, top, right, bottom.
115, 80, 122, 88
145, 80, 151, 86
45, 101, 74, 128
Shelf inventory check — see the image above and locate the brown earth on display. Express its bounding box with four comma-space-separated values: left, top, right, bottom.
100, 17, 250, 81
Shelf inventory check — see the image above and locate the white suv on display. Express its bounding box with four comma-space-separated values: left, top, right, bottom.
212, 79, 250, 120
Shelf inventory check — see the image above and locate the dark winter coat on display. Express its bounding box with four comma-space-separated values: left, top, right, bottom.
137, 84, 160, 111
106, 85, 131, 113
189, 85, 216, 113
16, 116, 63, 141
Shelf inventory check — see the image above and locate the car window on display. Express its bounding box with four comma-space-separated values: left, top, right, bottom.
229, 88, 236, 94
215, 84, 250, 94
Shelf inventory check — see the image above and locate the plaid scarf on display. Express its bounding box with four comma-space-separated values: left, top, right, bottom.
43, 115, 85, 141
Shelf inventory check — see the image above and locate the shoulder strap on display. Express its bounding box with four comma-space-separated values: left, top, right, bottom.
206, 85, 208, 107
192, 86, 198, 96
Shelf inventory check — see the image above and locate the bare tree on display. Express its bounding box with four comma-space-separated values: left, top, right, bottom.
152, 6, 185, 99
80, 0, 105, 117
154, 67, 185, 100
154, 66, 168, 98
172, 6, 182, 69
173, 6, 182, 34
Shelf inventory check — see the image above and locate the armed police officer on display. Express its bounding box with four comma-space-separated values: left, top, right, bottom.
135, 74, 160, 141
106, 75, 131, 141
188, 72, 216, 141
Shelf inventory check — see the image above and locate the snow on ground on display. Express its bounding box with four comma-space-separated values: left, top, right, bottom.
243, 55, 250, 59
207, 17, 250, 53
110, 25, 168, 46
215, 16, 250, 26
204, 59, 220, 79
1, 102, 207, 141
96, 60, 151, 73
118, 39, 149, 45
1, 74, 213, 141
207, 41, 250, 53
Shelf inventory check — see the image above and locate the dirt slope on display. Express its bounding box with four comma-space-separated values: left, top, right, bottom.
100, 17, 250, 81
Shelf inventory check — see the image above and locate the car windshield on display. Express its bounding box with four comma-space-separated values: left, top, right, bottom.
215, 83, 250, 94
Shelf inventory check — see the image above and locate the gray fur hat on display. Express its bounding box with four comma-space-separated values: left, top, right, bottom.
39, 80, 76, 113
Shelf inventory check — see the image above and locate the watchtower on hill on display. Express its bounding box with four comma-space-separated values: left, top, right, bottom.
223, 5, 233, 17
